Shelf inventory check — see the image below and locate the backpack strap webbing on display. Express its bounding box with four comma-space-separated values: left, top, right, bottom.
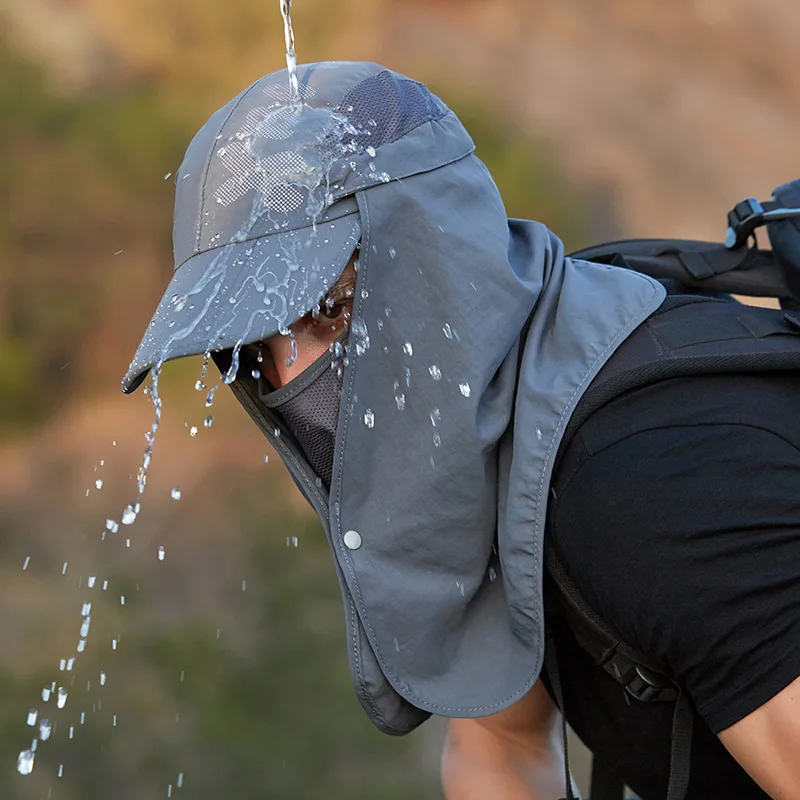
545, 546, 694, 800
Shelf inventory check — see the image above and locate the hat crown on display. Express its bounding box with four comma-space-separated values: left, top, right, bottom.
173, 62, 450, 270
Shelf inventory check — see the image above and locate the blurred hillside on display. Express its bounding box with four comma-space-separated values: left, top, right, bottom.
0, 1, 798, 797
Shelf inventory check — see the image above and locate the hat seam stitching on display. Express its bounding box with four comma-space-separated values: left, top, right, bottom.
195, 78, 265, 254
175, 213, 360, 273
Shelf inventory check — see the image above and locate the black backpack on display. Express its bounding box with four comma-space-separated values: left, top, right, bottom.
545, 179, 800, 800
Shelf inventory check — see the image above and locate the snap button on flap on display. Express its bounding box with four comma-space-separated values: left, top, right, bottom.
343, 530, 362, 550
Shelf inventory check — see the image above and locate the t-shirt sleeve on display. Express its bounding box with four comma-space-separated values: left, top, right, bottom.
550, 422, 800, 733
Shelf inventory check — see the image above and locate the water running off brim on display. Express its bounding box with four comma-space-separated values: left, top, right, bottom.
279, 0, 299, 106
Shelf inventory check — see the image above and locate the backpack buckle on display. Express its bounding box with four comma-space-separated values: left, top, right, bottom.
726, 198, 766, 249
625, 665, 677, 703
726, 196, 800, 249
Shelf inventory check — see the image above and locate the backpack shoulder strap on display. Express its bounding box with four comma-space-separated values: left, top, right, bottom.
546, 294, 800, 800
561, 294, 800, 452
544, 544, 695, 800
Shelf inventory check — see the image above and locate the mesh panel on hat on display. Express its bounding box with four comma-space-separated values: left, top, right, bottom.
337, 70, 448, 151
277, 362, 344, 489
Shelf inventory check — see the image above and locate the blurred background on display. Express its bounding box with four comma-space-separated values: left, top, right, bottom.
0, 0, 798, 797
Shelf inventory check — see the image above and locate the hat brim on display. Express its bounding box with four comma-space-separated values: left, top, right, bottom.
121, 213, 361, 393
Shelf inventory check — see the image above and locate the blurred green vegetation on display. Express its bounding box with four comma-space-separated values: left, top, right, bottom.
0, 471, 442, 800
0, 41, 188, 435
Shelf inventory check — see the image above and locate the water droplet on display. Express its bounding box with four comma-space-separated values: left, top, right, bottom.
26, 710, 37, 727
81, 603, 91, 617
273, 427, 281, 438
352, 319, 370, 355
95, 479, 103, 490
87, 576, 96, 589
403, 342, 413, 357
459, 382, 472, 398
263, 455, 270, 464
536, 428, 543, 441
364, 409, 375, 428
394, 391, 406, 411
106, 519, 118, 534
80, 617, 91, 637
171, 487, 182, 500
389, 248, 397, 259
251, 369, 261, 379
57, 688, 68, 709
99, 671, 106, 686
22, 556, 30, 570
121, 505, 137, 525
62, 562, 68, 576
456, 581, 465, 596
433, 432, 442, 447
177, 773, 184, 788
443, 323, 456, 340
41, 687, 51, 703
77, 639, 86, 652
120, 596, 126, 606
38, 719, 52, 741
430, 409, 441, 426
205, 386, 218, 407
194, 380, 206, 392
158, 546, 166, 562
58, 764, 63, 778
429, 365, 442, 381
164, 172, 172, 180
189, 426, 199, 438
17, 749, 34, 775
204, 415, 214, 428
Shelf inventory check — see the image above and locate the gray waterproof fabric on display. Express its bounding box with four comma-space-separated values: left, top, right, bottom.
229, 131, 666, 729
126, 62, 666, 732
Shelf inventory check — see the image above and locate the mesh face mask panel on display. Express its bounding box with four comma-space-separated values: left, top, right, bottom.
337, 70, 448, 151
271, 361, 344, 489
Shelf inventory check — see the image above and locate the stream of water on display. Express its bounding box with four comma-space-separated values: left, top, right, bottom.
279, 0, 300, 105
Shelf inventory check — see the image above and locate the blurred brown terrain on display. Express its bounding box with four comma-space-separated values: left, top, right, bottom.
0, 1, 797, 798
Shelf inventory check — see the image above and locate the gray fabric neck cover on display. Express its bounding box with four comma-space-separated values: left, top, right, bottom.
259, 349, 343, 490
230, 161, 666, 734
216, 65, 668, 734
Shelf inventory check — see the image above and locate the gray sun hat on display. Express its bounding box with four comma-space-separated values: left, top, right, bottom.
121, 61, 464, 393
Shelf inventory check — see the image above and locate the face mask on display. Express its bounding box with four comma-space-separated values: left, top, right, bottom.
258, 348, 344, 490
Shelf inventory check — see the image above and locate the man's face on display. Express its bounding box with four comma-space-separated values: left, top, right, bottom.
247, 256, 357, 387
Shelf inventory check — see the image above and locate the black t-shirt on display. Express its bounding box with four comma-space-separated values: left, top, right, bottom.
547, 371, 800, 799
